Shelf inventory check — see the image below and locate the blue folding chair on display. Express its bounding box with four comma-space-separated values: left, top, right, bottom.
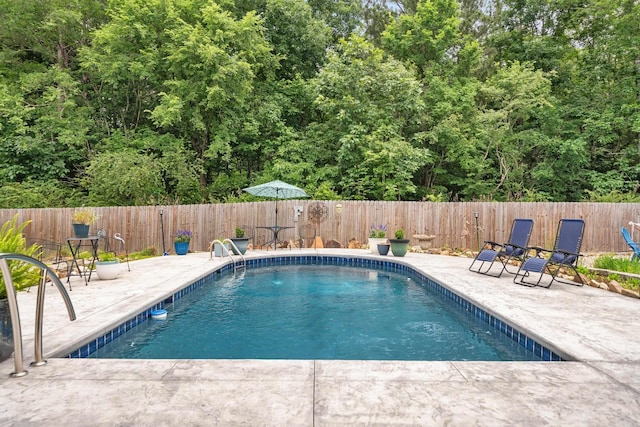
621, 227, 640, 261
514, 219, 585, 288
469, 218, 534, 277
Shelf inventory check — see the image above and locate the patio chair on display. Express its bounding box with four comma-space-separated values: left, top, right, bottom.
27, 238, 67, 274
513, 219, 585, 288
469, 218, 534, 277
621, 227, 640, 261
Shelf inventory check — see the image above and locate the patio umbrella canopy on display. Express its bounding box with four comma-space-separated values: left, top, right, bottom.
243, 180, 310, 227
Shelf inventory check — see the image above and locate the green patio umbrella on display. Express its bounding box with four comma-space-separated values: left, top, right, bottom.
243, 180, 310, 228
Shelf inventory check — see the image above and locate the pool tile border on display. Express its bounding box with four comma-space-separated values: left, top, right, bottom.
67, 255, 564, 361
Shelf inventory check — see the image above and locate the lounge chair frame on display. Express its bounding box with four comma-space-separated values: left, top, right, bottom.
514, 219, 585, 288
469, 218, 534, 278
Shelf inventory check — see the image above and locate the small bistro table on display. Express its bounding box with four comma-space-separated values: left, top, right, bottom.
66, 236, 100, 288
256, 225, 294, 251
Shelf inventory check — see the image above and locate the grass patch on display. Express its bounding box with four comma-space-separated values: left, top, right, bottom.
127, 246, 158, 261
593, 254, 640, 274
584, 254, 640, 292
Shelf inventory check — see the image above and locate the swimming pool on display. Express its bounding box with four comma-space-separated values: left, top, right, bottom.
81, 259, 555, 361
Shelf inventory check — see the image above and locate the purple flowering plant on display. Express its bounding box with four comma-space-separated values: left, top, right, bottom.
369, 224, 387, 238
175, 229, 192, 243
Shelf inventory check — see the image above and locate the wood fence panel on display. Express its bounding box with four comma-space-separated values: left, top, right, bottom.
1, 202, 639, 256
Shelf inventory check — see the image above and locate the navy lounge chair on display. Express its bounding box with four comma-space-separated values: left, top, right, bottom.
469, 218, 534, 277
621, 227, 640, 261
513, 219, 585, 288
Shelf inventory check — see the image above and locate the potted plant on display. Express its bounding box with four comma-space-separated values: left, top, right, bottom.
389, 228, 410, 257
214, 238, 231, 257
95, 251, 121, 280
377, 242, 390, 256
368, 224, 388, 254
0, 215, 42, 362
413, 232, 436, 250
174, 229, 192, 255
230, 226, 249, 255
71, 208, 97, 238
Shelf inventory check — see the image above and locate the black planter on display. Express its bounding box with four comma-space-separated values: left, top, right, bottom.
230, 238, 250, 255
72, 223, 90, 238
377, 243, 390, 256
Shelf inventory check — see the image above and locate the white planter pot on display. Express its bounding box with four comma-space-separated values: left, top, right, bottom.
368, 238, 388, 254
96, 260, 121, 280
214, 242, 231, 257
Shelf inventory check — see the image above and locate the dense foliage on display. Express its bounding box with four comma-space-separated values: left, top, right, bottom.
0, 215, 42, 298
0, 0, 638, 206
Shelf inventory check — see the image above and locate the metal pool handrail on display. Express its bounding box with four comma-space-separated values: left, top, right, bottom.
0, 253, 76, 377
208, 239, 246, 272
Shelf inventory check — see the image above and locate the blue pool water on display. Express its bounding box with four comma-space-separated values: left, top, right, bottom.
88, 264, 543, 361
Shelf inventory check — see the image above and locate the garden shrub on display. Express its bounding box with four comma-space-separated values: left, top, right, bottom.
0, 215, 43, 299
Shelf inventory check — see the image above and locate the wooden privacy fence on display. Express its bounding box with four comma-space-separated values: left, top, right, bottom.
0, 202, 639, 255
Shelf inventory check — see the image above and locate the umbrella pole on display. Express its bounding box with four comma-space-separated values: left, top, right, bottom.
160, 209, 168, 256
274, 190, 279, 250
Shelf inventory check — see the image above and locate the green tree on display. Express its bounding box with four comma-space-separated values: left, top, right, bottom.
79, 0, 171, 136
562, 0, 640, 198
0, 0, 103, 194
0, 180, 84, 208
0, 68, 91, 184
307, 0, 363, 43
83, 130, 203, 205
308, 36, 429, 200
473, 61, 588, 201
382, 0, 463, 79
149, 2, 274, 192
263, 0, 331, 80
382, 0, 482, 200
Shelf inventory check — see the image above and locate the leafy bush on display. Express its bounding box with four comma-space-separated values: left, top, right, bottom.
0, 180, 84, 208
0, 215, 43, 299
98, 251, 118, 262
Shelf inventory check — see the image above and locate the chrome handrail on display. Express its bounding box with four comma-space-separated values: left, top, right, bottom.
0, 253, 76, 377
208, 239, 246, 272
223, 239, 246, 272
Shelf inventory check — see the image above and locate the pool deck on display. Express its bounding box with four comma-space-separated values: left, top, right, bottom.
2, 249, 640, 426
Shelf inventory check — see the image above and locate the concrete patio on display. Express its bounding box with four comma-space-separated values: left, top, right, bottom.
1, 249, 639, 426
